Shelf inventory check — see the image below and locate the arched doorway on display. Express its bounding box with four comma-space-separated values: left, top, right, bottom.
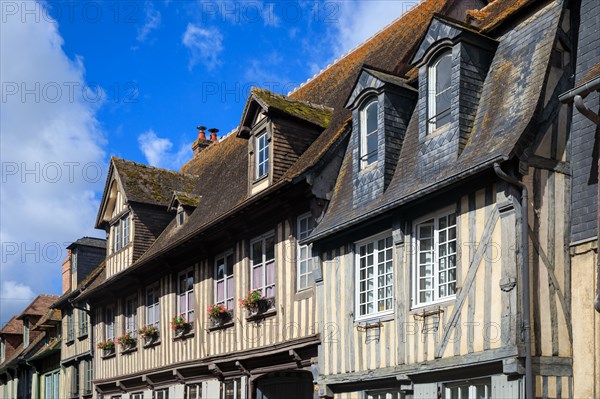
254, 371, 313, 399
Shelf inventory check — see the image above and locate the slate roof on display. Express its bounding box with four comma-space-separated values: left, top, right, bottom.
67, 236, 106, 250
82, 0, 549, 294
16, 295, 59, 320
169, 191, 201, 209
310, 0, 563, 241
0, 316, 23, 335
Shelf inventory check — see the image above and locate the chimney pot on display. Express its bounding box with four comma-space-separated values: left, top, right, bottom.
208, 128, 219, 142
196, 125, 207, 140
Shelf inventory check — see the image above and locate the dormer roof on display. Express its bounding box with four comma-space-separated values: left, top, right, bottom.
0, 316, 23, 335
16, 295, 59, 320
96, 157, 200, 228
411, 14, 497, 66
239, 88, 333, 136
345, 66, 417, 109
168, 191, 201, 212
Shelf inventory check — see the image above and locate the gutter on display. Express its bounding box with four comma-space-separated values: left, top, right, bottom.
559, 76, 600, 313
493, 162, 533, 399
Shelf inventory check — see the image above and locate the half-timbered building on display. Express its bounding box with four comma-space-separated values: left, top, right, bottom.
302, 0, 579, 398
51, 237, 106, 399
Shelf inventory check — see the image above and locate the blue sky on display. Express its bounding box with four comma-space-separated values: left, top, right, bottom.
0, 0, 415, 324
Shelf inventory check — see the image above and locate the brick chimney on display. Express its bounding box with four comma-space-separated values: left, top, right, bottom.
62, 249, 72, 294
192, 125, 213, 156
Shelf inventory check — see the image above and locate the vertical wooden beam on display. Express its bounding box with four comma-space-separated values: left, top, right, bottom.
533, 168, 542, 356
468, 192, 476, 354
393, 216, 406, 365
454, 198, 463, 357
548, 171, 559, 356
484, 185, 494, 350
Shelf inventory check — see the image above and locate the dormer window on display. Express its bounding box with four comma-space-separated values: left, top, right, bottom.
255, 130, 269, 179
177, 206, 185, 226
112, 213, 130, 253
23, 319, 29, 348
360, 99, 379, 168
427, 51, 452, 133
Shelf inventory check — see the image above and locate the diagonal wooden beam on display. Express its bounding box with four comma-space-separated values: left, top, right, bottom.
435, 207, 500, 358
528, 227, 573, 344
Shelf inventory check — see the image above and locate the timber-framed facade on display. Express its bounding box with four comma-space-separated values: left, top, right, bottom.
2, 0, 600, 398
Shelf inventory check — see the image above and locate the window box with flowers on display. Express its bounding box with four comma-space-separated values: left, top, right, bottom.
117, 332, 137, 352
138, 325, 159, 346
239, 290, 274, 319
97, 339, 115, 357
171, 314, 192, 338
207, 303, 232, 328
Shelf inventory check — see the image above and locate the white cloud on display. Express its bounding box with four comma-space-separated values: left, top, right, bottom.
0, 1, 106, 323
0, 281, 35, 323
182, 23, 223, 71
329, 1, 417, 63
138, 129, 192, 170
137, 1, 162, 43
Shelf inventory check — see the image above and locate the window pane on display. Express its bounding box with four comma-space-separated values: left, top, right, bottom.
252, 242, 262, 265
265, 236, 275, 261
367, 131, 378, 164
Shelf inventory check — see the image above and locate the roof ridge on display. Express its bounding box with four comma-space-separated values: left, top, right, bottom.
287, 0, 423, 97
253, 87, 333, 111
111, 156, 197, 177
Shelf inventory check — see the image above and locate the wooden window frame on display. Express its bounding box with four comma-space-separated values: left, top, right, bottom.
122, 213, 131, 247
78, 307, 88, 338
359, 98, 379, 169
354, 231, 394, 321
66, 310, 75, 342
296, 213, 315, 291
427, 50, 452, 133
215, 250, 235, 310
250, 232, 276, 299
255, 130, 269, 180
177, 268, 195, 327
145, 284, 160, 329
412, 207, 458, 308
124, 295, 138, 337
105, 305, 115, 341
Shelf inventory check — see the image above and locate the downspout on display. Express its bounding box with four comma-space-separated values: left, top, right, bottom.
560, 78, 600, 311
493, 162, 533, 399
573, 95, 600, 313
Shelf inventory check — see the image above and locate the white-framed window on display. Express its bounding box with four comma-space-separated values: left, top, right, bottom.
178, 269, 195, 326
146, 285, 160, 329
83, 359, 93, 395
355, 233, 394, 319
122, 214, 131, 247
70, 364, 79, 397
125, 296, 138, 337
250, 233, 276, 298
131, 393, 144, 399
413, 210, 457, 307
43, 370, 60, 399
78, 307, 88, 337
177, 206, 185, 226
360, 98, 379, 168
23, 319, 29, 348
186, 384, 202, 399
105, 306, 115, 340
0, 337, 5, 363
215, 251, 235, 310
66, 310, 74, 342
221, 378, 243, 399
113, 221, 121, 253
445, 379, 491, 399
297, 213, 314, 291
366, 389, 404, 399
255, 130, 269, 179
154, 388, 169, 399
427, 51, 452, 132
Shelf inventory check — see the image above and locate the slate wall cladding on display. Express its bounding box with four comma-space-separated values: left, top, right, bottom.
351, 88, 415, 209
74, 246, 105, 286
417, 40, 492, 177
571, 0, 600, 242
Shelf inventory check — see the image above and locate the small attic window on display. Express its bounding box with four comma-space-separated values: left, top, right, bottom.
177, 206, 185, 226
360, 99, 379, 168
427, 51, 452, 133
255, 130, 269, 179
